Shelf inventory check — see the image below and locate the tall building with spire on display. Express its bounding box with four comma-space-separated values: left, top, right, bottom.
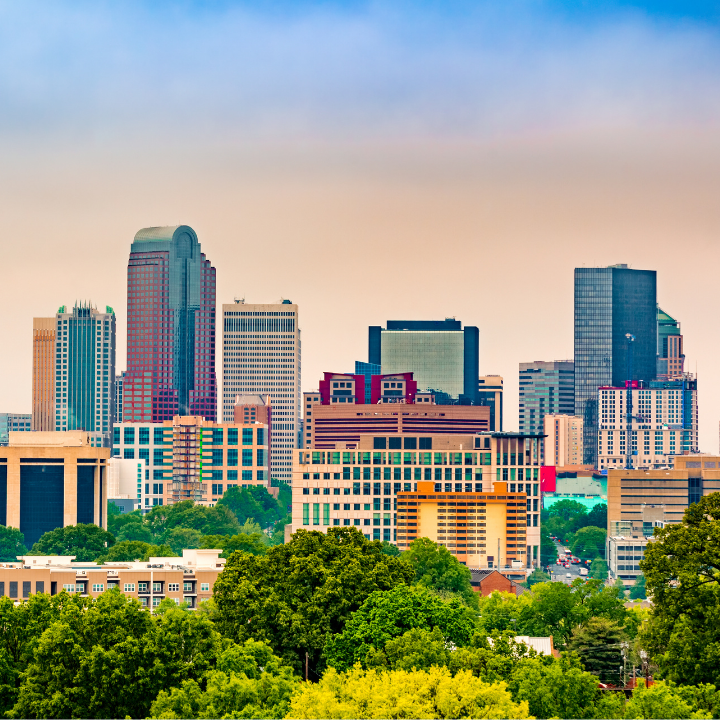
32, 317, 56, 431
125, 226, 216, 423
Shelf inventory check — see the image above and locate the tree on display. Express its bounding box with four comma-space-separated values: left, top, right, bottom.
268, 514, 290, 547
526, 569, 550, 587
571, 526, 606, 561
0, 527, 26, 562
568, 617, 625, 683
287, 665, 531, 719
108, 508, 143, 537
401, 537, 477, 607
587, 503, 607, 529
164, 527, 202, 555
624, 680, 713, 720
217, 486, 286, 529
200, 533, 268, 557
379, 540, 400, 557
213, 527, 413, 673
28, 523, 115, 561
95, 541, 174, 563
642, 493, 720, 685
116, 522, 153, 543
324, 584, 477, 670
540, 525, 558, 567
629, 574, 647, 600
589, 557, 608, 580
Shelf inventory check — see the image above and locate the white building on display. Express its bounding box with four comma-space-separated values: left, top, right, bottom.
222, 301, 301, 483
543, 414, 583, 467
597, 378, 698, 470
107, 456, 145, 512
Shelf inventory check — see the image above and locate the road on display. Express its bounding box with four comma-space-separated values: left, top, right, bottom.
548, 541, 588, 585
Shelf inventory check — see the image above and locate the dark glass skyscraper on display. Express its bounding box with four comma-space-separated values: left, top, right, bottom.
125, 226, 216, 423
574, 265, 657, 466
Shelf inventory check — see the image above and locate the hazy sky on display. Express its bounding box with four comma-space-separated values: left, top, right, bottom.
2, 1, 720, 449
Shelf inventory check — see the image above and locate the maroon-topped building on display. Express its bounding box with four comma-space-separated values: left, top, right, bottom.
124, 226, 216, 423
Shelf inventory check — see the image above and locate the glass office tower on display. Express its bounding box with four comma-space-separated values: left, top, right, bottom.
518, 361, 574, 435
125, 226, 216, 423
574, 265, 657, 466
369, 319, 479, 403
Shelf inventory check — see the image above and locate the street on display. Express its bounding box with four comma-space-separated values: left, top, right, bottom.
549, 540, 587, 585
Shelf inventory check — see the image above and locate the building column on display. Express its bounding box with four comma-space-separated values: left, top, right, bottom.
6, 458, 20, 528
64, 460, 77, 527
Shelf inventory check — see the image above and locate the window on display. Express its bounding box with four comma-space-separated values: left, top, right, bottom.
302, 503, 309, 525
152, 582, 162, 593
63, 584, 78, 593
139, 427, 150, 445
242, 449, 253, 466
242, 428, 253, 445
184, 582, 193, 592
168, 583, 180, 592
152, 597, 162, 607
92, 583, 104, 592
124, 448, 135, 460
138, 582, 148, 593
124, 583, 135, 592
200, 583, 210, 592
227, 449, 238, 466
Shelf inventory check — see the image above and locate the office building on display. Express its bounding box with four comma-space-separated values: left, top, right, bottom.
478, 375, 503, 431
233, 394, 272, 427
107, 457, 145, 513
355, 361, 381, 403
543, 414, 584, 467
115, 371, 126, 424
369, 319, 479, 403
0, 431, 110, 547
0, 549, 223, 609
32, 318, 55, 431
597, 378, 698, 470
606, 455, 720, 584
222, 300, 301, 484
125, 225, 217, 424
291, 431, 543, 568
0, 414, 32, 446
54, 303, 116, 447
657, 307, 685, 380
574, 265, 657, 466
112, 416, 269, 507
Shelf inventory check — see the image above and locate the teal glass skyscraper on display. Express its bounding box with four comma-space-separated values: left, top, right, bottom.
55, 303, 116, 446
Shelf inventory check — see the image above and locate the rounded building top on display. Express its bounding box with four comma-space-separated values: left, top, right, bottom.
134, 225, 184, 242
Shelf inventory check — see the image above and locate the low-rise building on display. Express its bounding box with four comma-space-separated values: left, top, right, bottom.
0, 549, 224, 608
540, 466, 606, 511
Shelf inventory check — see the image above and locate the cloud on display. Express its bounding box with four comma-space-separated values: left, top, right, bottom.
0, 1, 719, 144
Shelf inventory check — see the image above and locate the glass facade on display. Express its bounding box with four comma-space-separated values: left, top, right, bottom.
574, 266, 657, 465
20, 464, 64, 547
77, 466, 95, 524
355, 361, 380, 403
518, 361, 574, 438
125, 226, 216, 423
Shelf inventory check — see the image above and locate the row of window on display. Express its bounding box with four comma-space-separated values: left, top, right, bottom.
115, 426, 265, 446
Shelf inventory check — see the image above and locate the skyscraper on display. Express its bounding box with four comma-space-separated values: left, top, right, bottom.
222, 300, 301, 483
55, 303, 116, 445
125, 226, 216, 423
477, 375, 504, 431
369, 319, 479, 403
32, 317, 55, 431
657, 307, 685, 380
574, 265, 657, 466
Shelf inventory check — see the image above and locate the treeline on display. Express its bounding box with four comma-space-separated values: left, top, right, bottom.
0, 484, 291, 563
1, 492, 720, 718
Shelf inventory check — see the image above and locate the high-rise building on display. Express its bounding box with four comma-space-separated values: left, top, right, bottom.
477, 376, 503, 431
115, 371, 126, 423
657, 307, 685, 380
222, 300, 301, 484
125, 225, 217, 424
0, 414, 32, 446
574, 265, 657, 466
355, 361, 380, 403
518, 362, 574, 447
369, 319, 479, 403
55, 303, 116, 446
543, 414, 584, 467
32, 318, 55, 431
597, 378, 698, 470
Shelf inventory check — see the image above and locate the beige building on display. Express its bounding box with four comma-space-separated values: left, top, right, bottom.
32, 318, 56, 432
543, 414, 583, 467
0, 431, 110, 549
291, 431, 543, 568
606, 454, 720, 584
478, 375, 503, 431
0, 549, 224, 609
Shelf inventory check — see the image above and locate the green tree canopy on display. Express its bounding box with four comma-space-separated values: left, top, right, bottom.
164, 527, 202, 555
629, 574, 646, 600
589, 557, 608, 580
526, 569, 551, 587
540, 525, 558, 567
587, 503, 607, 529
217, 485, 287, 529
200, 532, 268, 557
0, 527, 27, 562
28, 523, 115, 562
213, 527, 413, 673
571, 526, 607, 561
568, 617, 625, 683
324, 584, 478, 670
401, 537, 477, 607
95, 540, 175, 564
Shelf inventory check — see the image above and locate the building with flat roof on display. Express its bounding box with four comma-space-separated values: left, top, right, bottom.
574, 265, 657, 466
291, 431, 543, 568
0, 414, 31, 446
369, 319, 479, 403
0, 549, 224, 609
478, 376, 503, 431
543, 414, 583, 467
32, 318, 55, 431
0, 431, 110, 547
540, 466, 606, 511
657, 307, 685, 380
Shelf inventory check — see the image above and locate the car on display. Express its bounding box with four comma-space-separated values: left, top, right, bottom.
566, 572, 572, 578
557, 560, 563, 565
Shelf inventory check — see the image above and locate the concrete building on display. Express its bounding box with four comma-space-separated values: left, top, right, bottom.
0, 431, 110, 547
369, 319, 479, 403
32, 318, 55, 431
222, 300, 301, 484
606, 454, 720, 584
540, 466, 606, 511
125, 225, 217, 424
657, 307, 685, 380
112, 416, 268, 508
543, 414, 584, 467
55, 303, 116, 447
0, 414, 32, 446
597, 378, 698, 470
0, 549, 224, 609
574, 265, 657, 466
519, 362, 574, 450
478, 375, 503, 431
291, 431, 543, 568
107, 457, 145, 512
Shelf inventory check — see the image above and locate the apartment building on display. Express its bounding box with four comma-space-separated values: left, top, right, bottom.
543, 414, 584, 467
0, 549, 224, 609
290, 431, 543, 568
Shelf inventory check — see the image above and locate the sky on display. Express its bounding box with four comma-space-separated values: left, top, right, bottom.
2, 0, 720, 449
